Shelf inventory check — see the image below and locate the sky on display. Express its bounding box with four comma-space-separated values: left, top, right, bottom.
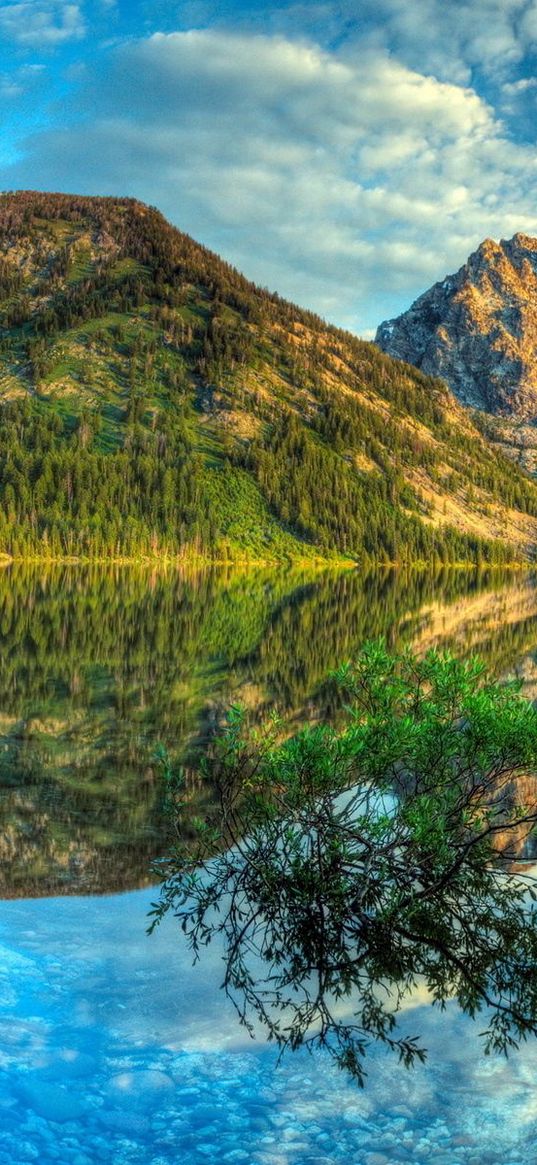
1, 2, 537, 335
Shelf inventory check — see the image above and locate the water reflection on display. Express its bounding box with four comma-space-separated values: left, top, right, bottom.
2, 564, 537, 896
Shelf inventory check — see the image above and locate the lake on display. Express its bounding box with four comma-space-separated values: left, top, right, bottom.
1, 564, 537, 1164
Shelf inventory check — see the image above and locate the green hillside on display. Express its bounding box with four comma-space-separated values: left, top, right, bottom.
1, 190, 537, 565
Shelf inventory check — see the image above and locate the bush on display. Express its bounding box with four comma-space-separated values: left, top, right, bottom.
151, 641, 537, 1084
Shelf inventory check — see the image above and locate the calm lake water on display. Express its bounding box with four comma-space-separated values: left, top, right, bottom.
2, 564, 537, 1164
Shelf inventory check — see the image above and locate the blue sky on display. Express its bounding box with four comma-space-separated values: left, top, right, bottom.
1, 1, 537, 335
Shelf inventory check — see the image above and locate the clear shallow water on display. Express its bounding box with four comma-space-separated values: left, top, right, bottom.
3, 567, 537, 1162
1, 889, 537, 1165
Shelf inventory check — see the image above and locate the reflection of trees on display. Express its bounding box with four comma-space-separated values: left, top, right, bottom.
244, 569, 537, 725
1, 565, 537, 895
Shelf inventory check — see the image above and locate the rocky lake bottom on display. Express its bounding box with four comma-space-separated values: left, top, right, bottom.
1, 889, 537, 1165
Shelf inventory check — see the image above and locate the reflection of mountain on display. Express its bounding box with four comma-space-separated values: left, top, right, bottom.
2, 565, 537, 896
410, 579, 537, 664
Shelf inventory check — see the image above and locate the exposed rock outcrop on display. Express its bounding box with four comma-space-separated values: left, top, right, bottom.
376, 234, 537, 418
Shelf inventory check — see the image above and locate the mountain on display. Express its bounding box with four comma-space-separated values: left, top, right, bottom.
375, 234, 537, 419
2, 191, 537, 565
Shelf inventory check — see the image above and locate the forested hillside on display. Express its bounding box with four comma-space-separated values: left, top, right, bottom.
1, 191, 537, 564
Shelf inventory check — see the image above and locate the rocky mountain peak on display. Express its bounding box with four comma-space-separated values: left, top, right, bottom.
375, 233, 537, 417
511, 232, 537, 252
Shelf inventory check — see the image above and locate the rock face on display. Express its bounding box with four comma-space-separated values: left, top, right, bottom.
376, 234, 537, 418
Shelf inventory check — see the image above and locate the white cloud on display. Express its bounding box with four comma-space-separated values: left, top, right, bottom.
0, 1, 86, 46
503, 77, 537, 94
5, 28, 537, 333
519, 1, 537, 42
332, 0, 537, 84
196, 0, 537, 87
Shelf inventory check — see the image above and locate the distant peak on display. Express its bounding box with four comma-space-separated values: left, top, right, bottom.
509, 231, 537, 251
469, 237, 504, 266
375, 232, 537, 418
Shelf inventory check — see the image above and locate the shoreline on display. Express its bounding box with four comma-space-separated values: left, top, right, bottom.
0, 554, 532, 570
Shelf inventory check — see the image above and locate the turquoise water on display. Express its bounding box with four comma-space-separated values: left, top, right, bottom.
1, 888, 537, 1165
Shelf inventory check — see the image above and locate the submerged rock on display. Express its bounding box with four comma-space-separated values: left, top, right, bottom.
16, 1080, 86, 1123
97, 1109, 151, 1134
104, 1068, 174, 1110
